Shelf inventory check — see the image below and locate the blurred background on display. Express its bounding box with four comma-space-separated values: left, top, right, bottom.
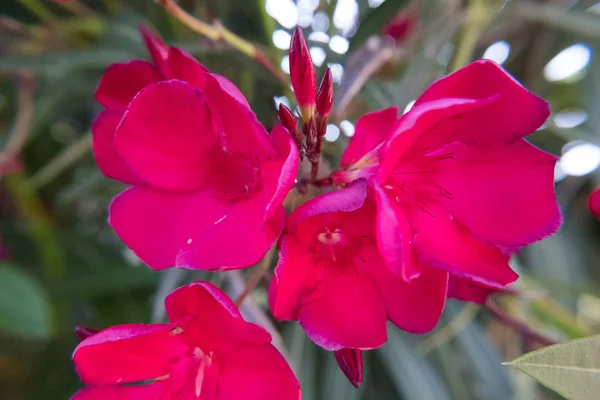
1, 0, 600, 399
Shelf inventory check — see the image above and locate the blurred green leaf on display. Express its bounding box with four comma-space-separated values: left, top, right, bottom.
0, 262, 52, 340
48, 265, 159, 300
0, 49, 133, 73
511, 2, 600, 39
505, 335, 600, 400
378, 327, 451, 400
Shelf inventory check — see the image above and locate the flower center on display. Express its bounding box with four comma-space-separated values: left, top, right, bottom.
317, 231, 342, 245
192, 347, 213, 398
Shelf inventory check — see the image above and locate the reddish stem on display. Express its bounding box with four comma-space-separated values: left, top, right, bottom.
484, 300, 558, 347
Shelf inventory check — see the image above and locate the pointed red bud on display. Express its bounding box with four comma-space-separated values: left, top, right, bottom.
139, 25, 169, 68
278, 104, 304, 154
334, 348, 363, 388
289, 27, 316, 121
75, 326, 101, 342
278, 103, 298, 133
316, 68, 333, 118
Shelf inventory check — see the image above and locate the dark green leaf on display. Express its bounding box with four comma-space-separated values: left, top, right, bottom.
0, 262, 52, 340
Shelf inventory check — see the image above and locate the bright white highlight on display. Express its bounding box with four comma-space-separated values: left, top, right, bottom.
297, 0, 320, 12
280, 55, 290, 74
340, 120, 355, 137
266, 0, 298, 29
554, 163, 567, 182
328, 63, 344, 83
554, 110, 588, 129
273, 96, 291, 109
333, 0, 359, 33
312, 11, 330, 32
272, 30, 291, 50
368, 0, 385, 6
329, 35, 350, 54
325, 124, 341, 142
404, 100, 416, 114
308, 31, 330, 43
482, 41, 511, 65
544, 43, 592, 82
310, 47, 327, 67
559, 142, 600, 176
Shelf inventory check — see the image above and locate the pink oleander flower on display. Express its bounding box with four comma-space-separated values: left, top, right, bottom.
72, 281, 301, 400
334, 60, 561, 303
269, 180, 448, 351
590, 187, 600, 220
93, 27, 298, 270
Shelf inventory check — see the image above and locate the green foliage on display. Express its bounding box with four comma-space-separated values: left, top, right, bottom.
505, 335, 600, 400
0, 0, 600, 399
0, 262, 52, 340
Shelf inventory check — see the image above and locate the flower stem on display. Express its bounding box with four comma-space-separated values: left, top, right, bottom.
450, 0, 493, 71
157, 0, 289, 87
234, 247, 276, 307
484, 300, 558, 347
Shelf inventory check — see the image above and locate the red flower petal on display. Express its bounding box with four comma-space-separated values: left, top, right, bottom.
287, 178, 367, 230
413, 60, 549, 146
204, 74, 278, 160
139, 25, 169, 72
341, 107, 398, 167
95, 60, 162, 110
261, 124, 300, 219
175, 199, 285, 271
217, 343, 301, 400
114, 80, 217, 191
374, 183, 421, 281
165, 281, 271, 346
109, 187, 284, 271
163, 47, 208, 89
435, 140, 561, 248
412, 208, 518, 288
361, 245, 448, 333
377, 97, 490, 182
447, 276, 495, 304
71, 383, 165, 400
298, 256, 388, 351
73, 324, 186, 386
91, 110, 142, 185
269, 236, 325, 321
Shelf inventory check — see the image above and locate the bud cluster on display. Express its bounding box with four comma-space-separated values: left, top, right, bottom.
280, 27, 334, 181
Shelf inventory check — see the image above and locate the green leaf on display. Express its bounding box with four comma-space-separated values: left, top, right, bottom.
0, 49, 133, 74
0, 262, 52, 340
378, 327, 451, 400
505, 335, 600, 400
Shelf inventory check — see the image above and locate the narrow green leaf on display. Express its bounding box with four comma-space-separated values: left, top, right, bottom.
378, 326, 451, 400
511, 3, 600, 39
505, 335, 600, 400
0, 262, 52, 340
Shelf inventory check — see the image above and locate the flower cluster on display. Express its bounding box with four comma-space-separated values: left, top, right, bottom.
73, 25, 561, 397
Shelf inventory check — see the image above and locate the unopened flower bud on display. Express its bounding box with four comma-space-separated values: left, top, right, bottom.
316, 68, 333, 118
289, 27, 316, 122
334, 348, 362, 388
278, 104, 303, 152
